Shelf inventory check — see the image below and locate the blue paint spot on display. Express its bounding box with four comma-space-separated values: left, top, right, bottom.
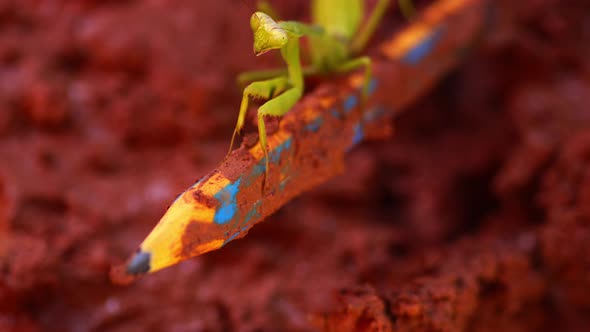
352, 123, 364, 146
345, 106, 393, 152
223, 231, 240, 245
213, 178, 241, 224
330, 108, 343, 119
270, 137, 293, 164
250, 162, 266, 179
367, 78, 378, 96
279, 176, 290, 192
242, 201, 261, 227
223, 200, 260, 246
244, 137, 294, 184
305, 116, 323, 132
402, 27, 444, 65
343, 95, 358, 113
346, 123, 364, 152
363, 106, 388, 122
223, 225, 251, 246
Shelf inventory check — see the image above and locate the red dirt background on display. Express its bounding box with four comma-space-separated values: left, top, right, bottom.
1, 0, 590, 331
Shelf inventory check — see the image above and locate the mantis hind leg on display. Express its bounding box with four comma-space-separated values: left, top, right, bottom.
228, 76, 290, 156
256, 87, 302, 188
334, 56, 372, 145
351, 0, 391, 54
334, 56, 372, 104
398, 0, 416, 19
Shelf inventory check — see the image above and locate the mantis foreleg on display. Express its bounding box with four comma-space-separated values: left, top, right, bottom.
257, 87, 302, 182
237, 66, 319, 88
230, 14, 314, 189
228, 76, 290, 155
238, 69, 290, 88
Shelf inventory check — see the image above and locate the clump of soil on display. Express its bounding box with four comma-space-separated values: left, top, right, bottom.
1, 0, 589, 331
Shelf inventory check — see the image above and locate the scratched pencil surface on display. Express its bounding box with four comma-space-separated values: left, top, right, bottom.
123, 0, 493, 276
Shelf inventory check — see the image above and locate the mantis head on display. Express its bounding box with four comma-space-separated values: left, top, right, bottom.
250, 12, 287, 56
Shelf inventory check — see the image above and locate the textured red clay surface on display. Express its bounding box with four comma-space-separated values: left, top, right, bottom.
1, 0, 590, 331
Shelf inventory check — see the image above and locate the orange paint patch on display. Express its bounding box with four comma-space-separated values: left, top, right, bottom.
249, 130, 292, 161
381, 0, 467, 60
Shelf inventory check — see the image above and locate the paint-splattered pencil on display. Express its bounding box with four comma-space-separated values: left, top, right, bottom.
123, 0, 493, 276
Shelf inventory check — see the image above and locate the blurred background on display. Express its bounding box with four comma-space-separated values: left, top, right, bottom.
1, 0, 590, 331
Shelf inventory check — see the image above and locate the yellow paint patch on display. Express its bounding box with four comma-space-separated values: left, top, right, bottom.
187, 239, 225, 257
199, 173, 231, 197
139, 189, 217, 272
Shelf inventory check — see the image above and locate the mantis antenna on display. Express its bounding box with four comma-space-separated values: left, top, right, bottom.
238, 0, 262, 22
238, 0, 255, 14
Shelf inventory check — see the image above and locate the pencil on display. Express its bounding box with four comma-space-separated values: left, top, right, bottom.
125, 0, 493, 275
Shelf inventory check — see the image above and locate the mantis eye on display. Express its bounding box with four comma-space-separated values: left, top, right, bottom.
271, 28, 288, 46
250, 13, 261, 31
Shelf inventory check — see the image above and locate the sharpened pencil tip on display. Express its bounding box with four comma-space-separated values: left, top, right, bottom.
126, 250, 151, 275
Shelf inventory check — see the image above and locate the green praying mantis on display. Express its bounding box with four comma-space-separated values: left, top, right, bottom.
228, 0, 415, 180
